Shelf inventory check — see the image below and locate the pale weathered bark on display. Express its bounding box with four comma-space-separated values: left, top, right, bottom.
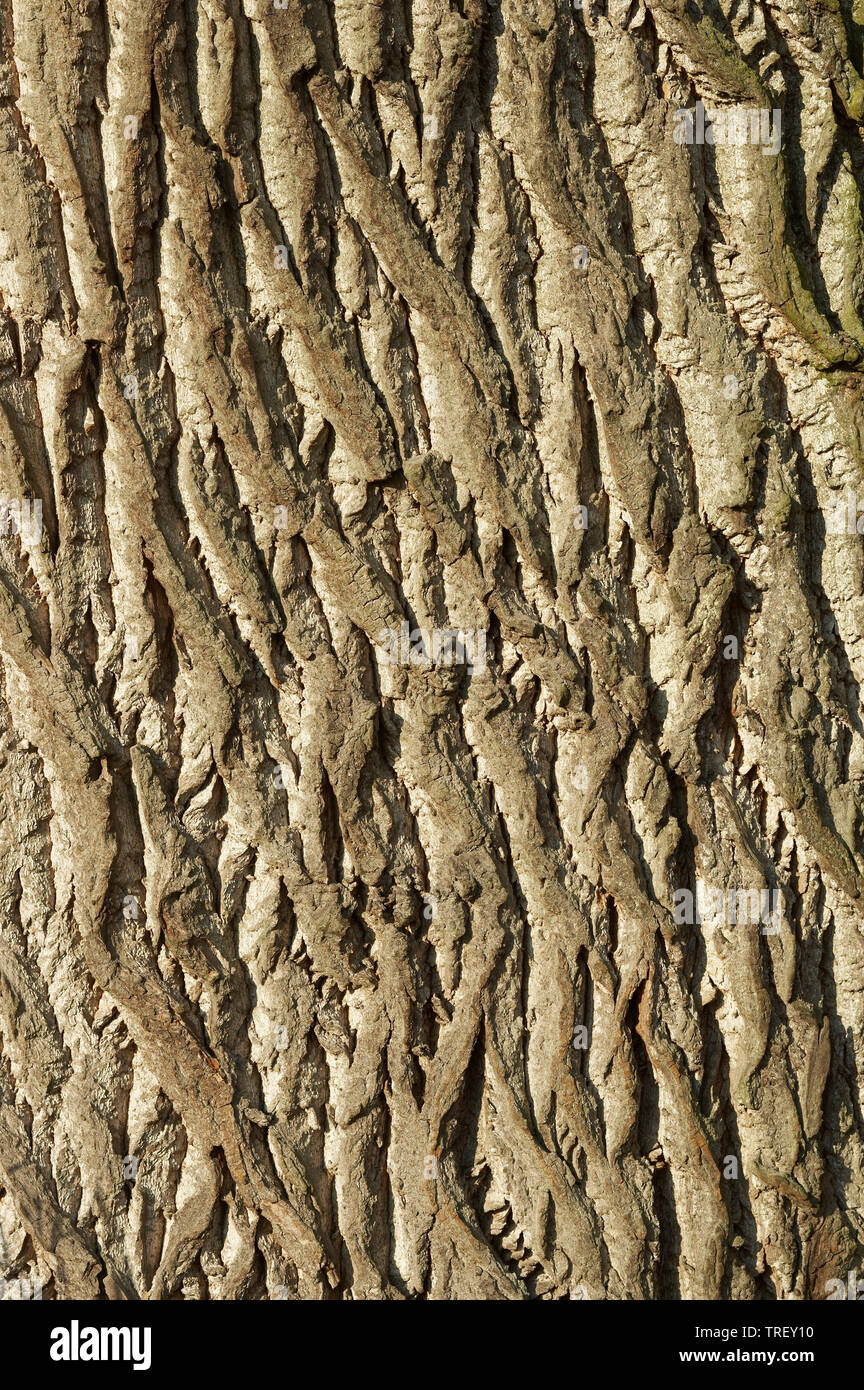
0, 0, 863, 1302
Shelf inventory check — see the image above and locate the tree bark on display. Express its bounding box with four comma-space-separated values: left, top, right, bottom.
0, 0, 863, 1301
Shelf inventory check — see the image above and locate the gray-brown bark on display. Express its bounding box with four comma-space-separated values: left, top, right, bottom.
0, 0, 863, 1301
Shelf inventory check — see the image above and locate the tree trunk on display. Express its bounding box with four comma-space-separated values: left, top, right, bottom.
0, 0, 863, 1302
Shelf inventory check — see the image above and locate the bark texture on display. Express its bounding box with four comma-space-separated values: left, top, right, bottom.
1, 0, 864, 1301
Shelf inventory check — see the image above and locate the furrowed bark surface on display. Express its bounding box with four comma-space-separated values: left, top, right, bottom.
0, 0, 863, 1301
